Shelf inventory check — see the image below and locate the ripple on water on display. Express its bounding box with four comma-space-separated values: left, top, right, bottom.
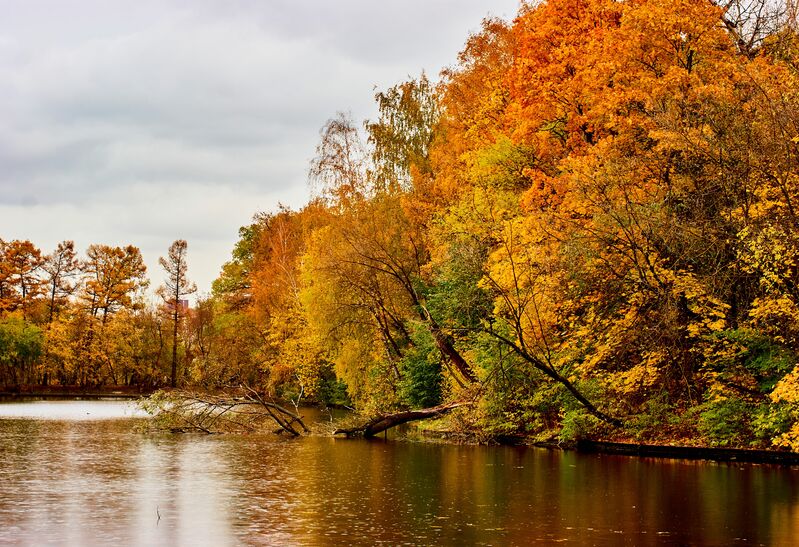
1, 401, 799, 546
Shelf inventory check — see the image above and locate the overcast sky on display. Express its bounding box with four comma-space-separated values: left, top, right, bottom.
0, 0, 521, 295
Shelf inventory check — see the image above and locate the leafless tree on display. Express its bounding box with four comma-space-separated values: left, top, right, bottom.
715, 0, 791, 57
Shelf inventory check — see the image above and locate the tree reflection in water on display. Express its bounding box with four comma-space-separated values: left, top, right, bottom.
0, 400, 798, 545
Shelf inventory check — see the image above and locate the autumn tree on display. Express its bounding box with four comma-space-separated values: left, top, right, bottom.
302, 76, 484, 414
183, 0, 799, 445
716, 0, 790, 56
81, 244, 148, 323
0, 239, 9, 311
427, 0, 799, 437
73, 244, 148, 385
0, 240, 46, 317
212, 223, 259, 309
309, 112, 369, 207
158, 240, 197, 388
185, 296, 217, 384
42, 241, 80, 323
366, 73, 439, 192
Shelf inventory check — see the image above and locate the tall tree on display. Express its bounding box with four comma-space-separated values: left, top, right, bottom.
1, 240, 46, 318
76, 244, 148, 385
42, 241, 80, 323
81, 244, 148, 323
366, 73, 439, 192
158, 240, 197, 387
309, 112, 369, 207
0, 239, 11, 313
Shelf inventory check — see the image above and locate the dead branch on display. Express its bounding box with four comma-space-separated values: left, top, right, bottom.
141, 387, 309, 436
242, 384, 310, 434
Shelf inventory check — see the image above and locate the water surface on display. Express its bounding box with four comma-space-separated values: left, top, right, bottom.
0, 398, 147, 420
1, 399, 798, 545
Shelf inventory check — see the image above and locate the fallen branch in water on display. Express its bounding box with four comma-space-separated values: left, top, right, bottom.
242, 384, 309, 435
333, 401, 473, 438
139, 386, 308, 436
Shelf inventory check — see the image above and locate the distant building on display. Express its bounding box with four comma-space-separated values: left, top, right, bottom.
165, 299, 191, 312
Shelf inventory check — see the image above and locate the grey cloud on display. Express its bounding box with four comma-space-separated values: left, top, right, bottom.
0, 0, 521, 292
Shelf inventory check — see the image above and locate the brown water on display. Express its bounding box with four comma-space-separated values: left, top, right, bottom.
1, 400, 798, 546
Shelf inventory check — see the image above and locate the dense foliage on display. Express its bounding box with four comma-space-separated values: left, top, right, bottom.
208, 0, 799, 448
0, 239, 202, 389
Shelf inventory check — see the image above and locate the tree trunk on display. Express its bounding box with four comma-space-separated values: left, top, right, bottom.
171, 305, 178, 388
419, 304, 477, 384
334, 401, 471, 438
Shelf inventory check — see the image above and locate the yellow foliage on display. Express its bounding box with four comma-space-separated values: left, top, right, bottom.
772, 366, 799, 405
771, 367, 799, 451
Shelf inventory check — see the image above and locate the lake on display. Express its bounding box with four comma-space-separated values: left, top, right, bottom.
0, 399, 798, 545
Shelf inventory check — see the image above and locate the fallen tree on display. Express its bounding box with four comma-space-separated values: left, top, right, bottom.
140, 387, 309, 436
141, 387, 473, 439
333, 401, 472, 438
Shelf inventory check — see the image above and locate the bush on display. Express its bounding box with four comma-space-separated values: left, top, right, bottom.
559, 409, 602, 443
625, 393, 674, 440
698, 397, 751, 446
710, 329, 795, 392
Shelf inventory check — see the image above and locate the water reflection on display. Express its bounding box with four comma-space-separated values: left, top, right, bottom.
0, 401, 798, 545
0, 398, 146, 420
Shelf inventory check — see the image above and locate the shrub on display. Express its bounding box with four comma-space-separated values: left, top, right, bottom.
698, 397, 751, 446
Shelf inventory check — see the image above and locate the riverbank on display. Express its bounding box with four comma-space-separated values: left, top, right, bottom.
413, 426, 799, 466
574, 440, 799, 466
8, 388, 799, 466
0, 385, 154, 399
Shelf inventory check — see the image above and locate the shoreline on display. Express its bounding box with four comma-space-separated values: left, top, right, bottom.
416, 430, 799, 466
573, 440, 799, 466
0, 386, 154, 399
4, 391, 799, 466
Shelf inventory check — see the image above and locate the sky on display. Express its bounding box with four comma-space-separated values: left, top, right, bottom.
0, 0, 521, 295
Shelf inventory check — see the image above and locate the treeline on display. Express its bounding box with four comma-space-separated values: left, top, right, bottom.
0, 239, 204, 389
204, 0, 799, 450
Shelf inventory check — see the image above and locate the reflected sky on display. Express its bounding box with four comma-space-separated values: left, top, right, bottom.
1, 401, 798, 545
0, 398, 147, 420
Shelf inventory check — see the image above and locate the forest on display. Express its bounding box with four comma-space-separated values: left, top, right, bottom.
3, 0, 799, 450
